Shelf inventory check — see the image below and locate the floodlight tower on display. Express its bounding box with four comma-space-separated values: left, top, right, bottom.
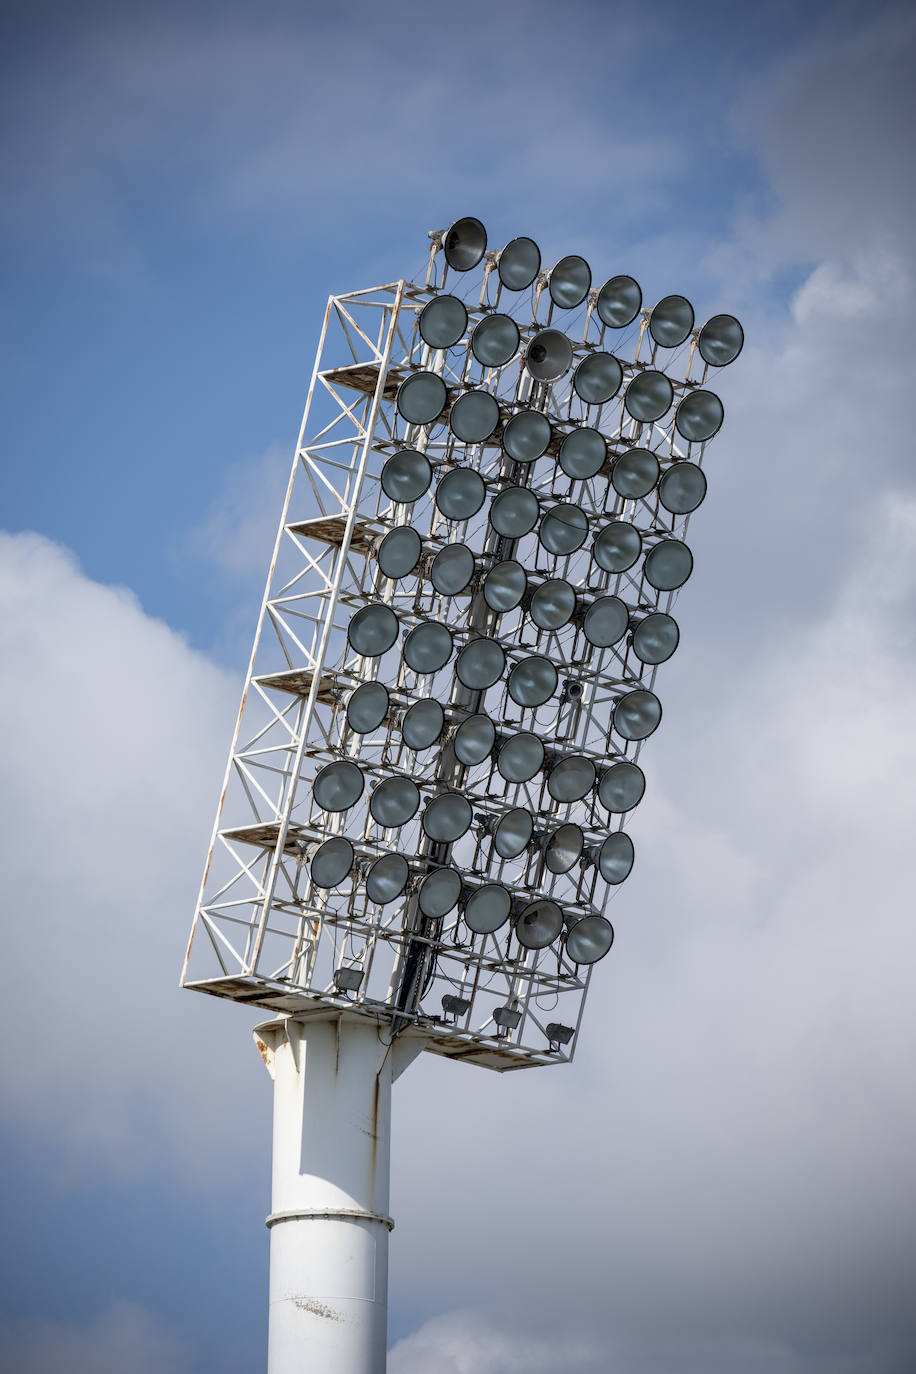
181, 217, 743, 1373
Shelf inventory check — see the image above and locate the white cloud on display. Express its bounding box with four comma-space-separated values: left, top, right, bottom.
0, 1301, 193, 1374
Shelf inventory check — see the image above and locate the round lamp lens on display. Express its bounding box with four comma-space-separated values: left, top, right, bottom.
698, 314, 744, 367
549, 255, 591, 309
348, 604, 399, 658
489, 486, 540, 539
403, 621, 453, 675
573, 353, 623, 405
456, 637, 505, 690
598, 831, 634, 884
544, 823, 584, 874
566, 914, 614, 964
658, 461, 707, 514
381, 449, 432, 504
450, 389, 500, 444
529, 578, 576, 630
483, 560, 527, 613
624, 371, 673, 423
558, 427, 607, 480
596, 275, 642, 328
593, 521, 641, 573
493, 807, 533, 858
397, 371, 447, 425
313, 760, 364, 813
539, 503, 588, 555
644, 539, 693, 591
547, 755, 596, 803
632, 612, 679, 664
498, 236, 541, 291
497, 731, 545, 783
525, 329, 573, 383
471, 313, 520, 368
310, 836, 354, 889
370, 775, 420, 828
502, 409, 552, 462
430, 543, 475, 596
418, 866, 462, 918
435, 466, 486, 521
507, 655, 558, 708
611, 447, 660, 500
613, 690, 662, 741
419, 294, 468, 350
649, 295, 694, 349
366, 853, 409, 905
346, 681, 389, 734
422, 791, 473, 844
516, 899, 563, 949
377, 525, 422, 579
675, 390, 724, 443
444, 217, 487, 271
583, 595, 628, 648
598, 761, 646, 813
454, 713, 496, 766
401, 697, 444, 750
463, 883, 512, 933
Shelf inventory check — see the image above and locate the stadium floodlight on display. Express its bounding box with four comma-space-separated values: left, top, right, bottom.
181, 215, 743, 1373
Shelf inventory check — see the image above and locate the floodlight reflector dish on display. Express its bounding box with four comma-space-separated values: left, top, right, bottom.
423, 791, 473, 843
449, 389, 500, 444
596, 275, 642, 328
516, 899, 563, 949
471, 313, 520, 367
348, 604, 399, 657
483, 560, 527, 613
644, 539, 693, 591
310, 836, 354, 889
698, 313, 744, 367
613, 689, 662, 741
334, 966, 363, 993
401, 697, 445, 750
529, 578, 576, 630
498, 236, 541, 291
632, 611, 679, 664
675, 390, 724, 442
565, 913, 614, 964
444, 217, 487, 272
649, 295, 694, 348
658, 461, 707, 514
624, 371, 673, 423
489, 485, 540, 539
497, 731, 545, 783
502, 409, 552, 462
454, 712, 496, 766
593, 521, 641, 573
507, 655, 558, 708
546, 1021, 575, 1045
558, 426, 607, 480
403, 621, 454, 674
456, 637, 506, 690
430, 542, 475, 596
370, 775, 421, 828
547, 754, 596, 803
397, 371, 447, 425
418, 865, 462, 918
419, 294, 468, 349
525, 329, 573, 382
313, 760, 365, 813
463, 882, 512, 933
573, 352, 623, 405
611, 447, 660, 500
597, 831, 635, 883
582, 594, 628, 648
539, 502, 589, 555
598, 760, 646, 813
381, 449, 432, 504
549, 255, 591, 309
377, 525, 422, 579
493, 1004, 522, 1029
435, 466, 487, 521
346, 680, 390, 734
544, 822, 584, 874
492, 807, 533, 858
366, 852, 410, 905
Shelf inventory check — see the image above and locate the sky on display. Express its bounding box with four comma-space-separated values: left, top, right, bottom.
1, 0, 915, 1370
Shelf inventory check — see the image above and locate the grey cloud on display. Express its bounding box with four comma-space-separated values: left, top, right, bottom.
0, 1301, 194, 1374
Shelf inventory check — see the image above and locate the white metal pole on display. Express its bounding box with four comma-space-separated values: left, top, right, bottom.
254, 1013, 424, 1374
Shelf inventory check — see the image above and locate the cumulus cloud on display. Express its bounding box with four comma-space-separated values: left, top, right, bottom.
0, 1301, 193, 1374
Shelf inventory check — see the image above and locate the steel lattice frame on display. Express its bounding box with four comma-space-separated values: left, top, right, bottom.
181, 237, 732, 1071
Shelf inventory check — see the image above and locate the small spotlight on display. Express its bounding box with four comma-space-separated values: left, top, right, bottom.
441, 994, 472, 1020
493, 1005, 522, 1033
333, 966, 363, 994
545, 1022, 575, 1049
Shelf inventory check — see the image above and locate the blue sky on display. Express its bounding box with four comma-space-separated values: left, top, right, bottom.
2, 2, 915, 1371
